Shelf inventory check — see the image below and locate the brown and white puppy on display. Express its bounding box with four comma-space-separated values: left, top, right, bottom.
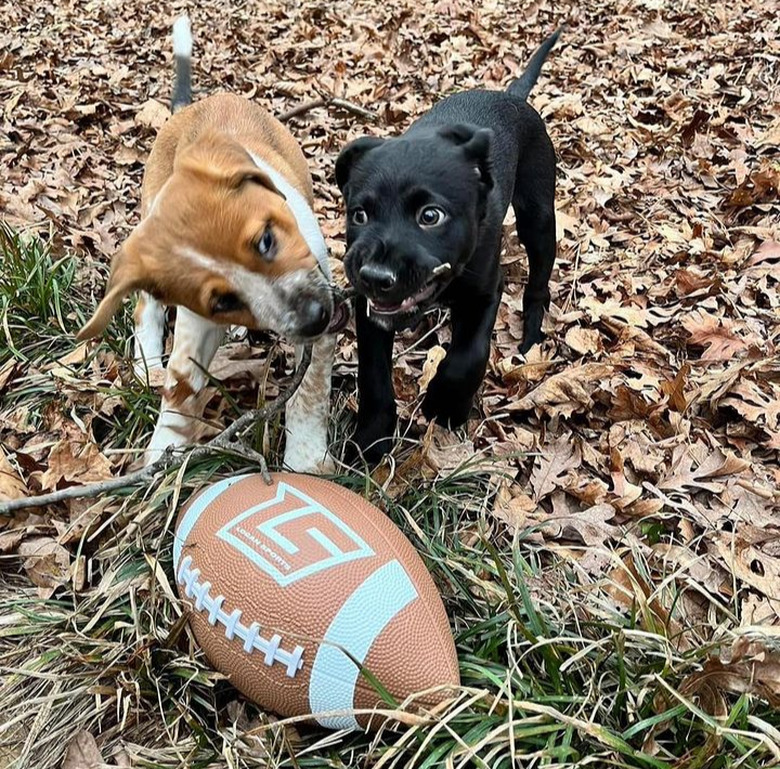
79, 17, 345, 472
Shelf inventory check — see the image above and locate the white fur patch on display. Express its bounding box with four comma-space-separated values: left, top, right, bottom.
173, 16, 192, 57
134, 293, 165, 377
283, 335, 336, 473
145, 307, 223, 465
247, 152, 331, 280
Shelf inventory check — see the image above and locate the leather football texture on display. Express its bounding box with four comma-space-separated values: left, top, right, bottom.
174, 472, 460, 730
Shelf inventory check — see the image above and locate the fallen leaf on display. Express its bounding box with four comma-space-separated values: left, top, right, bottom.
421, 423, 475, 475
45, 343, 89, 380
660, 363, 690, 412
564, 326, 602, 356
530, 433, 581, 502
491, 482, 537, 534
682, 637, 780, 710
209, 343, 269, 382
17, 537, 71, 598
0, 451, 27, 501
659, 443, 749, 494
507, 364, 614, 418
581, 297, 648, 327
135, 98, 170, 129
546, 496, 618, 545
682, 309, 754, 361
419, 345, 446, 393
39, 438, 114, 490
62, 730, 103, 769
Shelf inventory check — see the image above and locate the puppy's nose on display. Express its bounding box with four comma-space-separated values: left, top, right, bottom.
359, 264, 397, 293
297, 298, 330, 338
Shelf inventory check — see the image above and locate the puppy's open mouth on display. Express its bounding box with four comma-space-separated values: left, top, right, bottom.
326, 295, 351, 333
366, 262, 451, 316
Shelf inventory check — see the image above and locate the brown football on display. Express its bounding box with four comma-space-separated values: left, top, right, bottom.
174, 472, 460, 730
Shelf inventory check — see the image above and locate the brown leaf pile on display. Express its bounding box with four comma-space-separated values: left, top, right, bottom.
1, 0, 779, 660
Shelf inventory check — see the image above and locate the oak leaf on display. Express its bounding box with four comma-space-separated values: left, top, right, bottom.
507, 363, 613, 418
530, 433, 581, 502
682, 309, 754, 361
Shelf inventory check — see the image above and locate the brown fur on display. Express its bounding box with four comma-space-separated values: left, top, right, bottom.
78, 94, 319, 339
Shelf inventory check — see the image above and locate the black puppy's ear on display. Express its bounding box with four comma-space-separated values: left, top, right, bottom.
335, 137, 385, 193
438, 124, 494, 188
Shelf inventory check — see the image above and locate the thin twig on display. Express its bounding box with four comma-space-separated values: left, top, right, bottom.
279, 96, 377, 123
0, 346, 313, 515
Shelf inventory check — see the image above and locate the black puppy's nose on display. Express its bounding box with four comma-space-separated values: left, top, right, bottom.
359, 264, 397, 293
298, 298, 329, 337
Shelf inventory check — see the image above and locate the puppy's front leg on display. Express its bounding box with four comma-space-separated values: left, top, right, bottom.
133, 292, 166, 378
422, 287, 502, 428
513, 149, 557, 354
145, 307, 223, 465
354, 295, 397, 463
283, 335, 336, 474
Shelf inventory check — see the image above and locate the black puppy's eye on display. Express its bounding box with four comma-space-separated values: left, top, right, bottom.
417, 206, 447, 228
351, 208, 368, 226
257, 227, 275, 261
211, 292, 245, 315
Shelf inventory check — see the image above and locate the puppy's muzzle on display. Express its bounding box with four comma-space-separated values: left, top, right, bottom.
295, 293, 330, 337
286, 269, 351, 338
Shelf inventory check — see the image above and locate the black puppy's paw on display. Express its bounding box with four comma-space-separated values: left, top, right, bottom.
519, 332, 544, 355
422, 361, 476, 428
519, 307, 546, 354
349, 409, 397, 465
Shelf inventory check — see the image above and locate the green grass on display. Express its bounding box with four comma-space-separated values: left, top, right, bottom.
0, 223, 78, 363
2, 227, 779, 768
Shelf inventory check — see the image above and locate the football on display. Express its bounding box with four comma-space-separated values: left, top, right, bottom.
173, 472, 460, 730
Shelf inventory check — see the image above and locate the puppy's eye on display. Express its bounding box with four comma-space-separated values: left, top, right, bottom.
417, 206, 447, 228
211, 292, 245, 315
351, 208, 368, 226
257, 227, 275, 261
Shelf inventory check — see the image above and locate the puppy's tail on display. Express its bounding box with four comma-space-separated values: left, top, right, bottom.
507, 27, 563, 101
171, 15, 193, 113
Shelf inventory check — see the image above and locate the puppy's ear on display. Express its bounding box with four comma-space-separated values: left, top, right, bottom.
77, 243, 148, 341
177, 137, 286, 199
229, 166, 286, 199
439, 124, 494, 190
335, 136, 385, 193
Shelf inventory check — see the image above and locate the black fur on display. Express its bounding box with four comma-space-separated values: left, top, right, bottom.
171, 54, 192, 113
337, 30, 562, 463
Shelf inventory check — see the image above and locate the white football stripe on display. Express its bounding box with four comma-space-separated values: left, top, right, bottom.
173, 474, 251, 572
247, 151, 331, 280
308, 559, 419, 730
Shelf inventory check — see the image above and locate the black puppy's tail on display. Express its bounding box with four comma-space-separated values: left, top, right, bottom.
507, 28, 563, 101
171, 15, 192, 113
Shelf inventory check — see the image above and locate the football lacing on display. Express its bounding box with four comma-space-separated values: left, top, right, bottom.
177, 555, 304, 677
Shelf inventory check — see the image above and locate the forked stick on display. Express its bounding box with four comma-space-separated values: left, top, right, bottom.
0, 346, 313, 515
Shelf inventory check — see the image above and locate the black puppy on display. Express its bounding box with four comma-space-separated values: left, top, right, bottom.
336, 30, 561, 462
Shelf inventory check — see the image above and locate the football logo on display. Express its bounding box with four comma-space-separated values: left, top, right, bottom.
217, 483, 375, 585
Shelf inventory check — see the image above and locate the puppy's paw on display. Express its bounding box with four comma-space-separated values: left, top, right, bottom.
283, 439, 335, 475
422, 386, 473, 428
284, 453, 336, 475
145, 415, 191, 466
519, 307, 546, 354
349, 409, 397, 466
519, 334, 544, 356
422, 357, 477, 427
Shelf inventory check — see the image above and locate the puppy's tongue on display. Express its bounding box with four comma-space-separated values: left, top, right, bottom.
326, 296, 351, 333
